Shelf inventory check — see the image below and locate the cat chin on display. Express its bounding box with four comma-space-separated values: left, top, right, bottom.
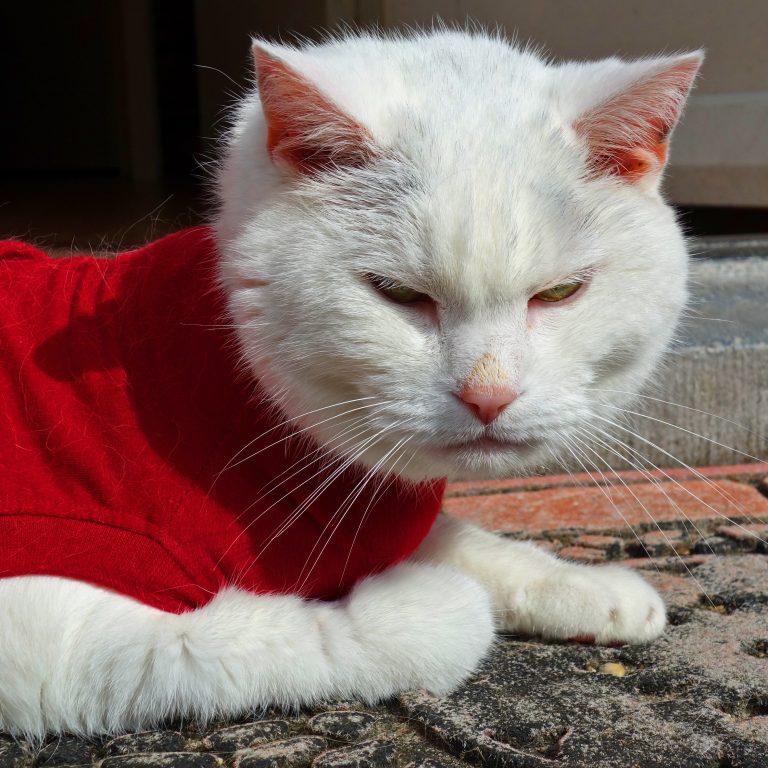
443, 448, 546, 483
367, 440, 549, 484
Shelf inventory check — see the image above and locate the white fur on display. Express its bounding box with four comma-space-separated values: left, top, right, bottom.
0, 565, 493, 736
1, 29, 697, 737
417, 515, 665, 642
216, 30, 695, 482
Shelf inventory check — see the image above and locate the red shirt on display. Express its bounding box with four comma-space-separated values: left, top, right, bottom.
0, 227, 444, 613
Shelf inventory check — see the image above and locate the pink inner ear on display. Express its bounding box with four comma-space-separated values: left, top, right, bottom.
575, 57, 700, 182
254, 48, 375, 175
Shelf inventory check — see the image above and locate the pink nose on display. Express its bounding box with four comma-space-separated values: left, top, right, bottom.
458, 386, 518, 425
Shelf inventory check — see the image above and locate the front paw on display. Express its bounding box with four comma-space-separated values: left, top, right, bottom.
500, 563, 666, 645
346, 563, 495, 696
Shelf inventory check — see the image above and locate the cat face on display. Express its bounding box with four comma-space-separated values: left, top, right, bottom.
216, 31, 701, 482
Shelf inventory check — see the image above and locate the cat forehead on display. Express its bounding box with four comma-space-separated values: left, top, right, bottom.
271, 33, 579, 196
256, 32, 688, 295
356, 170, 597, 304
269, 33, 555, 139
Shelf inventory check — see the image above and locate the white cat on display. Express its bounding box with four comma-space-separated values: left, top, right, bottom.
0, 29, 700, 736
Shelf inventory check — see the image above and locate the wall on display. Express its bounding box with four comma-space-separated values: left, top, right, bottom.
365, 0, 768, 207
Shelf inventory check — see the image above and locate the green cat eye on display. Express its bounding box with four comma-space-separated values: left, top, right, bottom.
533, 282, 582, 302
381, 284, 429, 303
367, 275, 431, 304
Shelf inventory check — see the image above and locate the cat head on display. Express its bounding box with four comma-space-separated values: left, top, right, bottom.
215, 30, 701, 482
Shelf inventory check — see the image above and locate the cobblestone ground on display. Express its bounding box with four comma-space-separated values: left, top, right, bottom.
2, 468, 767, 768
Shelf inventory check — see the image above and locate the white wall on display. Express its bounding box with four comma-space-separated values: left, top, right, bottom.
364, 0, 768, 207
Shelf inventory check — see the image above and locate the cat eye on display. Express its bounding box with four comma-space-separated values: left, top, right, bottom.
532, 282, 583, 303
366, 275, 432, 305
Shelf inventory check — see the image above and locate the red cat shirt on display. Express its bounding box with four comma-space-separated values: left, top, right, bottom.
0, 227, 444, 613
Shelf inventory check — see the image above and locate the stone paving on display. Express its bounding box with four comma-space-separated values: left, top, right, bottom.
2, 465, 768, 768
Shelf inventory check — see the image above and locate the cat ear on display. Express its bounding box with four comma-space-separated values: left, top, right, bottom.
252, 44, 376, 175
574, 53, 702, 184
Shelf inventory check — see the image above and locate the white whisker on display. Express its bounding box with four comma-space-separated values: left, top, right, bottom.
560, 434, 665, 578
572, 427, 716, 603
338, 437, 419, 585
586, 419, 768, 548
299, 433, 415, 592
241, 404, 393, 507
595, 404, 765, 463
242, 419, 414, 588
577, 425, 714, 548
586, 387, 761, 437
217, 398, 387, 477
216, 420, 390, 575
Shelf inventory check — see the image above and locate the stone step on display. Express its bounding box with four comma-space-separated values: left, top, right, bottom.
598, 236, 768, 470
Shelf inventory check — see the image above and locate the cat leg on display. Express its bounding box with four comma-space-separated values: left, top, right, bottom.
416, 514, 665, 644
0, 564, 493, 737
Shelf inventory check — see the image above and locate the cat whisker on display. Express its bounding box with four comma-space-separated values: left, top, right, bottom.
589, 412, 768, 545
559, 433, 667, 581
544, 443, 577, 478
572, 427, 717, 603
206, 403, 392, 548
235, 419, 413, 587
178, 321, 268, 329
338, 451, 404, 586
585, 387, 762, 438
340, 435, 418, 581
595, 404, 765, 463
299, 432, 416, 593
237, 401, 397, 499
243, 410, 386, 505
216, 414, 393, 570
567, 430, 716, 605
599, 430, 768, 550
226, 428, 386, 590
679, 310, 736, 324
214, 396, 383, 477
590, 410, 763, 516
295, 426, 416, 581
336, 438, 416, 584
576, 424, 715, 552
233, 440, 389, 591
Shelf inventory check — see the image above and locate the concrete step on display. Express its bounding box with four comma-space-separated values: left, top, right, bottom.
617, 236, 768, 470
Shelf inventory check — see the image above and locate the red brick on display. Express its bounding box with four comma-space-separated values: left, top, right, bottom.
715, 523, 768, 543
446, 462, 768, 497
573, 534, 623, 550
637, 530, 693, 557
443, 479, 768, 535
623, 554, 710, 571
557, 545, 606, 563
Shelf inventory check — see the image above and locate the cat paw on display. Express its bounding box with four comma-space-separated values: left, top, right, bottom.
499, 563, 666, 645
344, 562, 495, 696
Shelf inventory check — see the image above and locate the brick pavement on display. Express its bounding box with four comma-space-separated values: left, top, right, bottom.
2, 464, 768, 768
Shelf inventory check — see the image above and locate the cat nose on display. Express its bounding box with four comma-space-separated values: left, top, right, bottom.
457, 385, 518, 425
